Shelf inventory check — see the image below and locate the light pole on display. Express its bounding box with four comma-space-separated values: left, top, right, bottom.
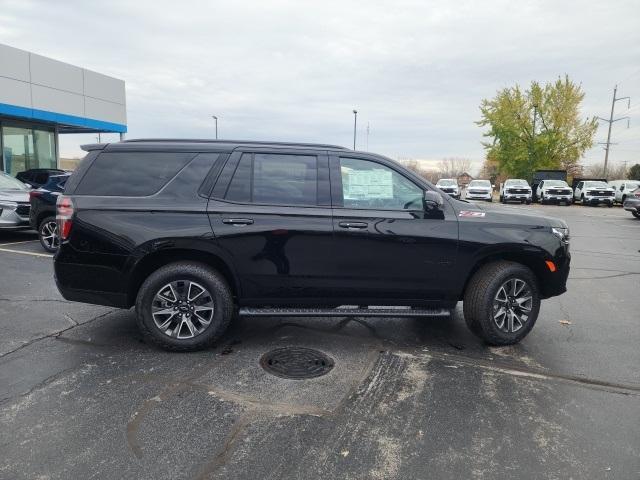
352, 109, 358, 150
212, 115, 218, 139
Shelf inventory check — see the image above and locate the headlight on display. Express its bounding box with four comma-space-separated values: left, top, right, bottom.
0, 201, 18, 210
552, 227, 570, 243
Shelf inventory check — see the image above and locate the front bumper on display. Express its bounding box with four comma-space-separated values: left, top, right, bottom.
583, 196, 614, 205
623, 198, 640, 212
0, 208, 31, 230
541, 193, 573, 203
503, 193, 531, 201
466, 191, 492, 200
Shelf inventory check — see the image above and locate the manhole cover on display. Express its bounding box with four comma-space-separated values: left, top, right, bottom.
260, 347, 335, 379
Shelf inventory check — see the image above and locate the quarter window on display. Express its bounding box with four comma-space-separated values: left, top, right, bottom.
224, 153, 318, 206
339, 157, 423, 210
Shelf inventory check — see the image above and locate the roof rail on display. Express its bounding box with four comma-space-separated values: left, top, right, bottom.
121, 138, 348, 150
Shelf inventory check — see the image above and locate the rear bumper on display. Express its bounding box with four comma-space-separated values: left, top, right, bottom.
54, 272, 129, 308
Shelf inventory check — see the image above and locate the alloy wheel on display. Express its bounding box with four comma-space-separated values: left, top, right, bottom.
40, 220, 59, 250
492, 278, 533, 333
151, 280, 215, 339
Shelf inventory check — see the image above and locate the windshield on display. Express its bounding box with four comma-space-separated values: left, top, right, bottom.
0, 173, 28, 190
437, 179, 456, 186
585, 181, 608, 188
469, 180, 491, 187
544, 180, 568, 187
506, 179, 529, 186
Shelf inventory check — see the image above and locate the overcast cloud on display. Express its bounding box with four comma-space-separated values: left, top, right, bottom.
1, 0, 639, 172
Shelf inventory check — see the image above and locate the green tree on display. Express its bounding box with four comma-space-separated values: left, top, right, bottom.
628, 164, 640, 180
477, 76, 598, 180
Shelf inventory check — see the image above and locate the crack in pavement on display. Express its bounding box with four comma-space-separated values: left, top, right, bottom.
0, 309, 116, 359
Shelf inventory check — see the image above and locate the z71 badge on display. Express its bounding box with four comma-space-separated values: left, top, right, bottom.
459, 210, 486, 217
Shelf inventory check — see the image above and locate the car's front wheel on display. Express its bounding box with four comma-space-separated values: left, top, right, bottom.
632, 211, 640, 219
38, 216, 59, 253
463, 261, 540, 345
135, 262, 233, 351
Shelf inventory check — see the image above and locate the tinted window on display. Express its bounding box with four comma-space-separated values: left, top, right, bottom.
225, 154, 252, 202
339, 157, 423, 210
75, 152, 194, 196
224, 153, 318, 206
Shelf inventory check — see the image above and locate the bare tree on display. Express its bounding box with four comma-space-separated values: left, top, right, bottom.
437, 158, 472, 178
585, 162, 628, 180
401, 159, 439, 183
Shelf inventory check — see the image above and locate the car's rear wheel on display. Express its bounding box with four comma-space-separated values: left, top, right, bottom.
463, 261, 540, 345
38, 216, 59, 253
135, 262, 233, 351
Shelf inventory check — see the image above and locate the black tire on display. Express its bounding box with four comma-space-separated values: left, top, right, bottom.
463, 261, 541, 345
135, 261, 234, 351
500, 196, 505, 204
38, 216, 59, 253
632, 211, 640, 219
621, 195, 627, 204
607, 202, 613, 208
526, 199, 531, 205
581, 194, 587, 206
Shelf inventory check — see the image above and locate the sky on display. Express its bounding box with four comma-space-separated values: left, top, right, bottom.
1, 0, 639, 174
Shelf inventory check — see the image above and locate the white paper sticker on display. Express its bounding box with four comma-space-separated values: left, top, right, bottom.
344, 169, 393, 199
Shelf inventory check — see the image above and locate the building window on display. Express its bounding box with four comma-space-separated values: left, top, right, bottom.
1, 125, 56, 176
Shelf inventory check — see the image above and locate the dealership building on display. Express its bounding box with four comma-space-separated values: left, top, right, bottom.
0, 43, 127, 176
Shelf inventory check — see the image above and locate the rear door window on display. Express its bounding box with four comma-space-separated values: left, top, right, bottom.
224, 153, 318, 206
75, 152, 194, 196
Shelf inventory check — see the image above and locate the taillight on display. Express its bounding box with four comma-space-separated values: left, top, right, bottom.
635, 190, 640, 198
56, 195, 74, 241
29, 191, 43, 200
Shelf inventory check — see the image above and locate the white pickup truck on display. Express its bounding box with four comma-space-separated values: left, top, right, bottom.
573, 181, 615, 207
536, 180, 573, 205
500, 179, 532, 204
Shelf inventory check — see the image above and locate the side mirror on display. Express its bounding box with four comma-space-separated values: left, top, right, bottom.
424, 190, 444, 211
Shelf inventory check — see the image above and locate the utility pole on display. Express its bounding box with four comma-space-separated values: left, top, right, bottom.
596, 85, 630, 176
352, 110, 358, 150
528, 104, 538, 182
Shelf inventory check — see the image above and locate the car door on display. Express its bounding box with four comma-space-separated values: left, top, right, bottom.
574, 182, 583, 200
328, 154, 458, 304
207, 148, 334, 304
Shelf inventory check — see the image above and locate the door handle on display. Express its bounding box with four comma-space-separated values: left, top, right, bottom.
338, 221, 368, 229
222, 218, 254, 226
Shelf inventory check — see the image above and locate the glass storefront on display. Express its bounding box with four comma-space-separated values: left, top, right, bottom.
1, 124, 57, 176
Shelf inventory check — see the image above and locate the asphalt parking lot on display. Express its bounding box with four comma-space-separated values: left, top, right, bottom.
0, 203, 638, 479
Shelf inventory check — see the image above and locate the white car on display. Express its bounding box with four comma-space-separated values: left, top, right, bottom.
573, 180, 615, 207
500, 179, 532, 204
0, 172, 31, 230
536, 179, 573, 205
465, 179, 493, 202
436, 178, 460, 199
608, 179, 640, 204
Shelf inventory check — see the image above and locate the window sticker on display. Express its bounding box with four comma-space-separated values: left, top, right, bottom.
343, 168, 393, 199
458, 210, 486, 217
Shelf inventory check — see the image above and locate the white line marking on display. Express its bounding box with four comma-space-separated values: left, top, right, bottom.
0, 239, 39, 246
0, 247, 53, 258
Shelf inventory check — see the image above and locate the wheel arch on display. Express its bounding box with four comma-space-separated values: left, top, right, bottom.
126, 247, 240, 307
459, 250, 549, 301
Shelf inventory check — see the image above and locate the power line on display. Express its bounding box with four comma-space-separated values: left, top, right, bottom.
595, 85, 631, 176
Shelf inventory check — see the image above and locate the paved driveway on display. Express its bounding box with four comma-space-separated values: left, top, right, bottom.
0, 204, 638, 479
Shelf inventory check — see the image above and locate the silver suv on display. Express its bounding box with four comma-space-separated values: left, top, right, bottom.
0, 172, 31, 230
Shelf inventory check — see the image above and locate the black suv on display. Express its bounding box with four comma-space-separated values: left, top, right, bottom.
54, 140, 570, 351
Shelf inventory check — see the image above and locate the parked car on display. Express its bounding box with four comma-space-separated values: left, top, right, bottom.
608, 180, 640, 204
500, 179, 532, 204
435, 178, 460, 199
465, 179, 493, 202
16, 168, 66, 188
0, 172, 31, 230
536, 180, 573, 205
54, 139, 570, 351
29, 173, 70, 252
531, 169, 567, 202
573, 180, 615, 206
622, 187, 640, 219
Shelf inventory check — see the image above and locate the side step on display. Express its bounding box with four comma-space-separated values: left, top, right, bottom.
238, 306, 451, 317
